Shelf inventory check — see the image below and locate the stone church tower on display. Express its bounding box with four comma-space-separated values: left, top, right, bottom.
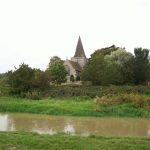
71, 36, 87, 68
64, 36, 87, 81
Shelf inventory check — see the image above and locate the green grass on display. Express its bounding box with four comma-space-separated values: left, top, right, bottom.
0, 96, 150, 117
0, 131, 150, 150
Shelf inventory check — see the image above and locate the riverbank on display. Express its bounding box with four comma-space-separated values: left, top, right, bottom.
0, 131, 150, 150
0, 96, 150, 117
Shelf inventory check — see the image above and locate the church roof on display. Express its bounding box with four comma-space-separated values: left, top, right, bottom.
68, 60, 81, 71
74, 36, 86, 58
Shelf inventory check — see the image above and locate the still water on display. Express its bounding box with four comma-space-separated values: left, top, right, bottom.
0, 113, 150, 137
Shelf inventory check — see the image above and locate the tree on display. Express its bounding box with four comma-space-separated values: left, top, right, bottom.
91, 45, 119, 58
81, 54, 106, 85
81, 46, 135, 85
0, 72, 11, 95
76, 75, 80, 81
47, 56, 62, 68
8, 63, 35, 94
104, 49, 135, 84
81, 45, 120, 85
102, 61, 123, 85
7, 63, 51, 95
47, 56, 67, 84
33, 69, 51, 90
134, 48, 150, 84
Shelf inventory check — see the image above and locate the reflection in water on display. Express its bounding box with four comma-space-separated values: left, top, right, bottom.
147, 128, 150, 136
0, 114, 15, 131
64, 124, 75, 135
0, 113, 150, 137
0, 115, 9, 131
32, 127, 56, 135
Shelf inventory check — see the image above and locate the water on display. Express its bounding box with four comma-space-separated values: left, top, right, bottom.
0, 113, 150, 137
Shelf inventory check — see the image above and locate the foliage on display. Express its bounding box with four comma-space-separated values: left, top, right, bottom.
25, 91, 41, 100
81, 45, 119, 85
134, 48, 150, 84
47, 56, 67, 84
47, 85, 101, 98
91, 45, 119, 57
81, 53, 106, 85
104, 49, 134, 84
45, 85, 150, 98
6, 63, 50, 96
102, 62, 123, 85
95, 93, 150, 110
7, 63, 35, 94
82, 45, 150, 85
47, 56, 62, 67
81, 46, 135, 85
0, 72, 11, 96
33, 69, 50, 90
76, 75, 80, 81
131, 94, 145, 108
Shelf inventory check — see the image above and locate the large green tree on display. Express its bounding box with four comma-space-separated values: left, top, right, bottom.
81, 54, 105, 85
104, 49, 134, 85
0, 72, 11, 95
81, 46, 135, 85
47, 56, 62, 67
81, 45, 119, 85
7, 63, 51, 94
134, 48, 150, 84
47, 56, 67, 84
8, 63, 35, 94
33, 69, 51, 90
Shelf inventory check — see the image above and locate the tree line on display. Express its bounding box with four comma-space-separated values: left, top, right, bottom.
0, 46, 149, 97
0, 56, 67, 96
81, 46, 150, 85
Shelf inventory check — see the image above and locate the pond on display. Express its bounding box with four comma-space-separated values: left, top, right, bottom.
0, 113, 150, 137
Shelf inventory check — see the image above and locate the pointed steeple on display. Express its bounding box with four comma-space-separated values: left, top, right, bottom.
74, 36, 86, 57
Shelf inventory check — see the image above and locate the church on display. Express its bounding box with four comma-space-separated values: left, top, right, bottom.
64, 36, 88, 81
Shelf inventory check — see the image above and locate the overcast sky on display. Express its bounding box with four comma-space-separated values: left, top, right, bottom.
0, 0, 150, 73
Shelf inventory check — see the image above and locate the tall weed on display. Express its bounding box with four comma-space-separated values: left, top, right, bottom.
95, 93, 149, 109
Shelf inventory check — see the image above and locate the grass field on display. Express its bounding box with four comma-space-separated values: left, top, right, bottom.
0, 96, 150, 117
0, 131, 150, 150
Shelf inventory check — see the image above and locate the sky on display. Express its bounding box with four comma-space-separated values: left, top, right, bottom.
0, 0, 150, 73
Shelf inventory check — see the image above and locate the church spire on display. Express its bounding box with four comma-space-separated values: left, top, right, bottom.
74, 36, 86, 58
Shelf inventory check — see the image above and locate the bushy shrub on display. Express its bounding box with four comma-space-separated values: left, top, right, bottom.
76, 76, 80, 81
95, 93, 149, 110
114, 93, 131, 103
0, 87, 10, 96
25, 91, 41, 100
47, 85, 102, 98
20, 92, 26, 98
130, 94, 145, 108
45, 85, 150, 98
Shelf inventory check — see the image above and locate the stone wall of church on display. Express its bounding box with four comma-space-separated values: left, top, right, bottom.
64, 60, 77, 76
71, 57, 87, 68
